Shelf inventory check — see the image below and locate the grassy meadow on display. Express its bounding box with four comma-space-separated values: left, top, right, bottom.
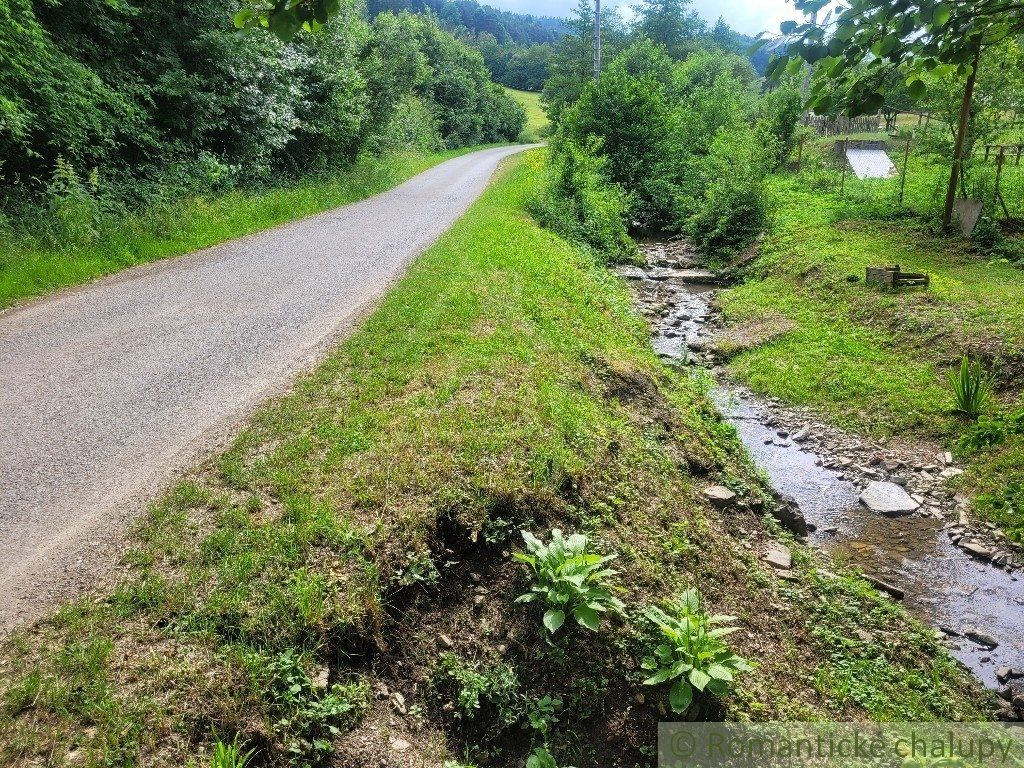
506, 87, 550, 143
719, 153, 1024, 538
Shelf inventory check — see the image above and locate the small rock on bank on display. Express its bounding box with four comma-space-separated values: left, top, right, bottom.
859, 481, 920, 516
763, 542, 792, 571
704, 485, 737, 508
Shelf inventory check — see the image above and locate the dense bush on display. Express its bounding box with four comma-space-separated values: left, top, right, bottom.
544, 42, 786, 258
530, 137, 633, 262
0, 1, 524, 220
684, 129, 769, 257
559, 41, 674, 226
755, 86, 803, 170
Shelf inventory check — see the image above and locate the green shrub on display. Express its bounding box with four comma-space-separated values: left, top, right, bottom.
40, 156, 102, 249
755, 86, 803, 170
958, 410, 1024, 453
1, 1, 520, 232
531, 138, 634, 262
949, 356, 993, 420
546, 44, 769, 257
640, 589, 753, 714
682, 129, 769, 259
434, 652, 523, 726
482, 83, 528, 143
514, 529, 625, 635
972, 215, 1004, 251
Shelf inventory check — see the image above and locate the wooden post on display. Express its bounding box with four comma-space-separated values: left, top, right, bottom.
943, 46, 982, 233
898, 135, 912, 207
996, 146, 1006, 195
840, 144, 848, 198
797, 134, 805, 172
995, 147, 1011, 219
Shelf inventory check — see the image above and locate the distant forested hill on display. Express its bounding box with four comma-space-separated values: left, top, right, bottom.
366, 0, 566, 45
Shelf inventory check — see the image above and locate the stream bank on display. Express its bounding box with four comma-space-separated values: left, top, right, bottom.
616, 240, 1024, 704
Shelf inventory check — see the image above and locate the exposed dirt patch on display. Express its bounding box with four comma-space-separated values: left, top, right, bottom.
711, 313, 797, 359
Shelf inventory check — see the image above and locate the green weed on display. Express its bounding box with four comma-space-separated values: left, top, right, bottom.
514, 529, 625, 635
210, 735, 256, 768
957, 409, 1024, 453
434, 653, 523, 727
527, 746, 576, 768
640, 589, 753, 714
948, 356, 994, 420
261, 649, 369, 766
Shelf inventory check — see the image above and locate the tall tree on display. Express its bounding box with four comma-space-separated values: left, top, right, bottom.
632, 0, 705, 60
542, 0, 627, 120
765, 0, 1024, 231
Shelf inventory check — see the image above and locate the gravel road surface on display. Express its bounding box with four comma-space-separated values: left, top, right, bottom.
0, 145, 532, 631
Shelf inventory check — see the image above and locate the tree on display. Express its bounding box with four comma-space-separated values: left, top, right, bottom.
542, 0, 627, 120
505, 44, 554, 91
765, 0, 1024, 231
710, 17, 739, 54
631, 0, 705, 60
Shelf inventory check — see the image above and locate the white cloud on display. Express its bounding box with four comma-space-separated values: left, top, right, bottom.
487, 0, 801, 37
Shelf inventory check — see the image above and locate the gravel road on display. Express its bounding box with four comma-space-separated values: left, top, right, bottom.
0, 145, 532, 631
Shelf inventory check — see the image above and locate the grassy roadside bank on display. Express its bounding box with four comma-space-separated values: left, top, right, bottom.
0, 151, 991, 768
0, 147, 491, 312
717, 175, 1024, 538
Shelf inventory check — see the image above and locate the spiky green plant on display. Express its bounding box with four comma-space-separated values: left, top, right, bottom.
949, 355, 992, 420
641, 589, 753, 714
210, 736, 256, 768
514, 529, 625, 635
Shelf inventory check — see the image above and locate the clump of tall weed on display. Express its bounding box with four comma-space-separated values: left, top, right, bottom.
949, 356, 993, 420
530, 137, 634, 264
209, 735, 256, 768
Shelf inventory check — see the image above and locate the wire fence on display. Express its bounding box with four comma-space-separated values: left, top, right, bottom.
792, 134, 1024, 226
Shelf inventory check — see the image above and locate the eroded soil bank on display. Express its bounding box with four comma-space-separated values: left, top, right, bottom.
617, 241, 1024, 700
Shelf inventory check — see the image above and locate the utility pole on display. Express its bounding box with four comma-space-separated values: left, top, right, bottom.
594, 0, 601, 80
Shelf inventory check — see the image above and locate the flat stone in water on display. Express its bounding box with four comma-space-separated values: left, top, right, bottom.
859, 481, 920, 515
613, 266, 647, 281
670, 268, 718, 284
960, 541, 994, 560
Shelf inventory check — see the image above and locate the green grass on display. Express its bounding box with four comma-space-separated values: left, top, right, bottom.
0, 151, 990, 767
719, 171, 1024, 535
506, 87, 549, 143
0, 148, 484, 311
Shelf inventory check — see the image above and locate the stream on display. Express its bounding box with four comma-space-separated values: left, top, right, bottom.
617, 241, 1024, 697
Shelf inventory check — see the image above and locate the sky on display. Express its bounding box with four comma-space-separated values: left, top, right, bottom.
486, 0, 801, 37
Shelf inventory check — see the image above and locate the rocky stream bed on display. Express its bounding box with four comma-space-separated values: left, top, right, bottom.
615, 240, 1024, 711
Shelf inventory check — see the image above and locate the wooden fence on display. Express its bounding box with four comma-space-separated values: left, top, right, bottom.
802, 113, 882, 136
